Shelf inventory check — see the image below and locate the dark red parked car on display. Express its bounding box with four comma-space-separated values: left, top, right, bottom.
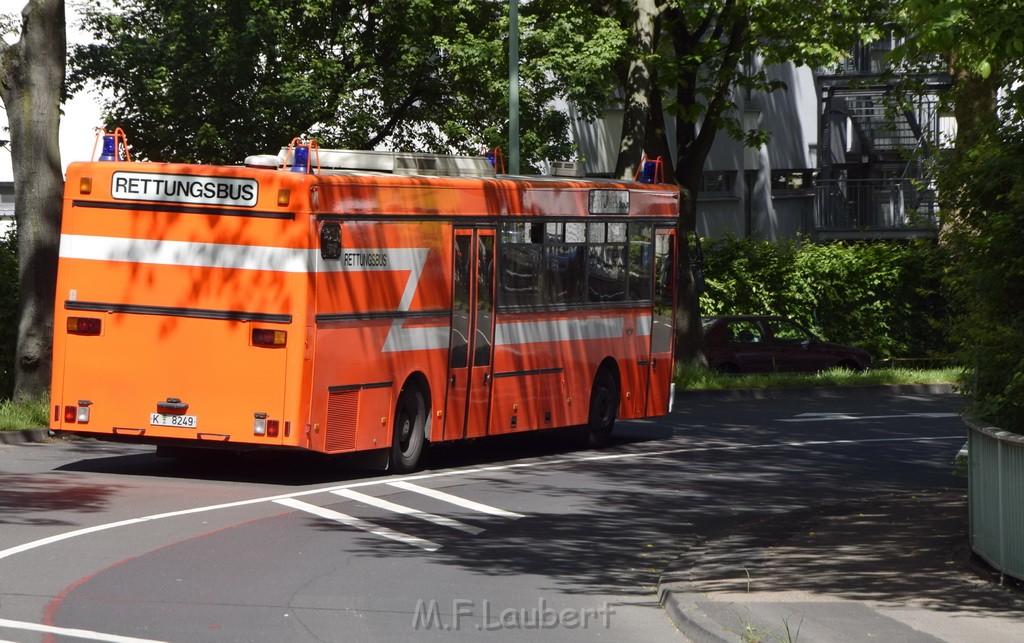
702, 315, 872, 373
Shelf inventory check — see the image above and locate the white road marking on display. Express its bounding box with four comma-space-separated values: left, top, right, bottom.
387, 480, 525, 518
273, 498, 440, 551
779, 412, 960, 423
331, 489, 484, 534
0, 617, 166, 642
0, 434, 963, 562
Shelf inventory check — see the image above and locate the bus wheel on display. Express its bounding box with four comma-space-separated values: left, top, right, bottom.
390, 384, 427, 473
585, 366, 618, 448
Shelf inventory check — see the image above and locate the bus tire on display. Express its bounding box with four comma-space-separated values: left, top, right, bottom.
390, 384, 427, 473
585, 366, 619, 448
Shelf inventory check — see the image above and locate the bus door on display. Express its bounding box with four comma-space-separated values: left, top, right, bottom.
444, 228, 496, 440
647, 229, 677, 416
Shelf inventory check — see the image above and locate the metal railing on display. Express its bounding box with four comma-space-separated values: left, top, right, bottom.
814, 178, 938, 232
968, 415, 1024, 584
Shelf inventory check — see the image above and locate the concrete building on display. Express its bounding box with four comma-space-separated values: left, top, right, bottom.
567, 39, 951, 242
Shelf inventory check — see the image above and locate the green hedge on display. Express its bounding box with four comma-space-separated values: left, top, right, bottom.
698, 236, 950, 361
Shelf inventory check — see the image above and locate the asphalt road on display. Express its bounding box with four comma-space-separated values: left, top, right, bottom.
0, 390, 965, 642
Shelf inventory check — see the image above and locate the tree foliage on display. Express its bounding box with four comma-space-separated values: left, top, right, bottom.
600, 0, 884, 368
891, 0, 1024, 150
891, 0, 1024, 430
893, 0, 1024, 81
939, 121, 1024, 431
607, 0, 886, 191
70, 0, 624, 168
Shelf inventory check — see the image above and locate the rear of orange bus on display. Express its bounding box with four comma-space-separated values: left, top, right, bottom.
50, 160, 314, 450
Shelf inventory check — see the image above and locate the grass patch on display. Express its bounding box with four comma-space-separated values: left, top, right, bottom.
0, 398, 51, 431
677, 366, 964, 391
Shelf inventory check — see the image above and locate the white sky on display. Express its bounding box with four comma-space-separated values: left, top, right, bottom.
1, 1, 105, 182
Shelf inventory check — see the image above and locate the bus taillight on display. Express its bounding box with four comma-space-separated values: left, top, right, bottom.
59, 400, 93, 425
252, 414, 279, 437
67, 317, 102, 336
252, 328, 286, 347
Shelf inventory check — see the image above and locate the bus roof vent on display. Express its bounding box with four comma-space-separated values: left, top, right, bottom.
277, 148, 495, 178
244, 154, 281, 169
550, 161, 585, 177
393, 152, 495, 177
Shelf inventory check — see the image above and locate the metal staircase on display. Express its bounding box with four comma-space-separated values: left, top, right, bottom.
815, 39, 949, 239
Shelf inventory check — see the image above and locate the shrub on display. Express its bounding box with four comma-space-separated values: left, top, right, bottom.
698, 236, 950, 361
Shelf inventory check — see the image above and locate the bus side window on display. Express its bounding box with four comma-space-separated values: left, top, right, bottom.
628, 223, 653, 301
320, 223, 341, 260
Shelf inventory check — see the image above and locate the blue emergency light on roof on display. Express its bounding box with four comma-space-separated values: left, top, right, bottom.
291, 145, 310, 173
634, 154, 664, 184
98, 135, 118, 162
640, 161, 657, 184
92, 127, 132, 162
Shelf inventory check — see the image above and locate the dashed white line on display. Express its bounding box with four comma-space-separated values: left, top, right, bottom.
0, 431, 963, 643
273, 497, 440, 551
331, 489, 484, 534
387, 480, 525, 518
0, 434, 962, 562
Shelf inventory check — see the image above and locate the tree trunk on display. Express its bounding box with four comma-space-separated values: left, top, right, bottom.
0, 0, 66, 401
672, 164, 705, 367
613, 0, 659, 179
950, 66, 1000, 154
666, 5, 748, 369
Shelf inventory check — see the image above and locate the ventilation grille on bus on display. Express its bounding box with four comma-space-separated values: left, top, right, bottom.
550, 161, 585, 177
325, 389, 359, 452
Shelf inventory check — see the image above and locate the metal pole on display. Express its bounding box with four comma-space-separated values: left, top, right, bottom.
509, 0, 520, 174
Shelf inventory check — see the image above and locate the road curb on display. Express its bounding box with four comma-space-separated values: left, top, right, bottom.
658, 584, 731, 643
0, 428, 52, 445
674, 382, 954, 401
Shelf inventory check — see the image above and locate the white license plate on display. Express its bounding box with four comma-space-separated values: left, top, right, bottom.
150, 413, 198, 428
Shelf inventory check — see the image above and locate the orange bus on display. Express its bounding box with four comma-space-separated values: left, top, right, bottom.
50, 138, 679, 471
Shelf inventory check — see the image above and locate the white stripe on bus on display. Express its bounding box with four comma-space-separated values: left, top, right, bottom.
59, 234, 316, 272
58, 235, 651, 349
494, 317, 624, 346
